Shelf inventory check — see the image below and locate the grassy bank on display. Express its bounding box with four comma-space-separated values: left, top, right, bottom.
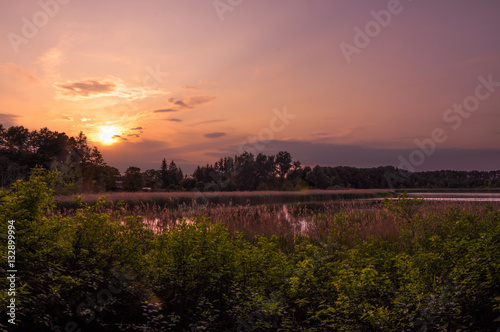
1, 171, 499, 331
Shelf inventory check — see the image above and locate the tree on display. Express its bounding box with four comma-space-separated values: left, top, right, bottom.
306, 166, 332, 189
233, 151, 256, 190
0, 156, 26, 188
180, 177, 196, 190
143, 169, 162, 190
255, 153, 275, 187
101, 166, 120, 191
3, 126, 30, 151
31, 128, 70, 167
168, 161, 183, 186
275, 151, 292, 180
0, 124, 5, 146
123, 167, 144, 191
69, 131, 92, 165
161, 158, 168, 189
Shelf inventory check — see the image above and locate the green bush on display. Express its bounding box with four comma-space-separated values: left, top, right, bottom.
0, 173, 499, 330
0, 169, 150, 331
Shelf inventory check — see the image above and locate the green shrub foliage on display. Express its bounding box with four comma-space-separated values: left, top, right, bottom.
1, 177, 499, 331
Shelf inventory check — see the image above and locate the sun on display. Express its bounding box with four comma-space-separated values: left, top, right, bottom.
98, 126, 119, 145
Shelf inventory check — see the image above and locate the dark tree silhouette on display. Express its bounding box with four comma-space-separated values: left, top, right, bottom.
123, 166, 144, 191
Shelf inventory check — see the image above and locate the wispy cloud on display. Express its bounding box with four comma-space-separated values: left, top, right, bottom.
166, 118, 183, 122
56, 79, 116, 97
0, 63, 39, 84
154, 108, 179, 113
0, 113, 19, 127
190, 119, 225, 126
170, 99, 190, 108
112, 134, 128, 141
55, 78, 165, 100
130, 127, 143, 130
309, 125, 371, 143
37, 47, 63, 83
168, 96, 216, 109
204, 132, 226, 139
55, 115, 73, 121
180, 85, 199, 90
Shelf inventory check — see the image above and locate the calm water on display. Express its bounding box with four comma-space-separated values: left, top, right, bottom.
142, 193, 500, 235
407, 193, 500, 202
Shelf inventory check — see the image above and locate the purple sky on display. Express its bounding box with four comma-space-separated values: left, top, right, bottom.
1, 0, 500, 173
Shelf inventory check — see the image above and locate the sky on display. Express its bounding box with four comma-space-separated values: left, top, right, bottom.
1, 0, 500, 174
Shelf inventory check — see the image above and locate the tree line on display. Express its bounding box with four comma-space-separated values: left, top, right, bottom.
2, 124, 500, 192
0, 124, 118, 193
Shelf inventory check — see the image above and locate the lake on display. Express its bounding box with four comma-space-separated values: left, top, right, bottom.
406, 192, 500, 202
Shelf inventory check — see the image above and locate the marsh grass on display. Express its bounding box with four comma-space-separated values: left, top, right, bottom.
55, 189, 394, 210
58, 194, 500, 254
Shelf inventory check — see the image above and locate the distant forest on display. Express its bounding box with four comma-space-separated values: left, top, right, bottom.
2, 124, 500, 193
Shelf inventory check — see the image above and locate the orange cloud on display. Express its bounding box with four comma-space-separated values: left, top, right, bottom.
154, 109, 178, 113
55, 78, 166, 100
204, 132, 226, 138
168, 96, 216, 109
55, 115, 73, 121
56, 79, 116, 98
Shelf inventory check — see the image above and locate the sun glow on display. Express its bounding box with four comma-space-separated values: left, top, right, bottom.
98, 126, 119, 145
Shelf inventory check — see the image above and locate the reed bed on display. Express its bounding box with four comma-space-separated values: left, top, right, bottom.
56, 196, 500, 252
54, 189, 395, 210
